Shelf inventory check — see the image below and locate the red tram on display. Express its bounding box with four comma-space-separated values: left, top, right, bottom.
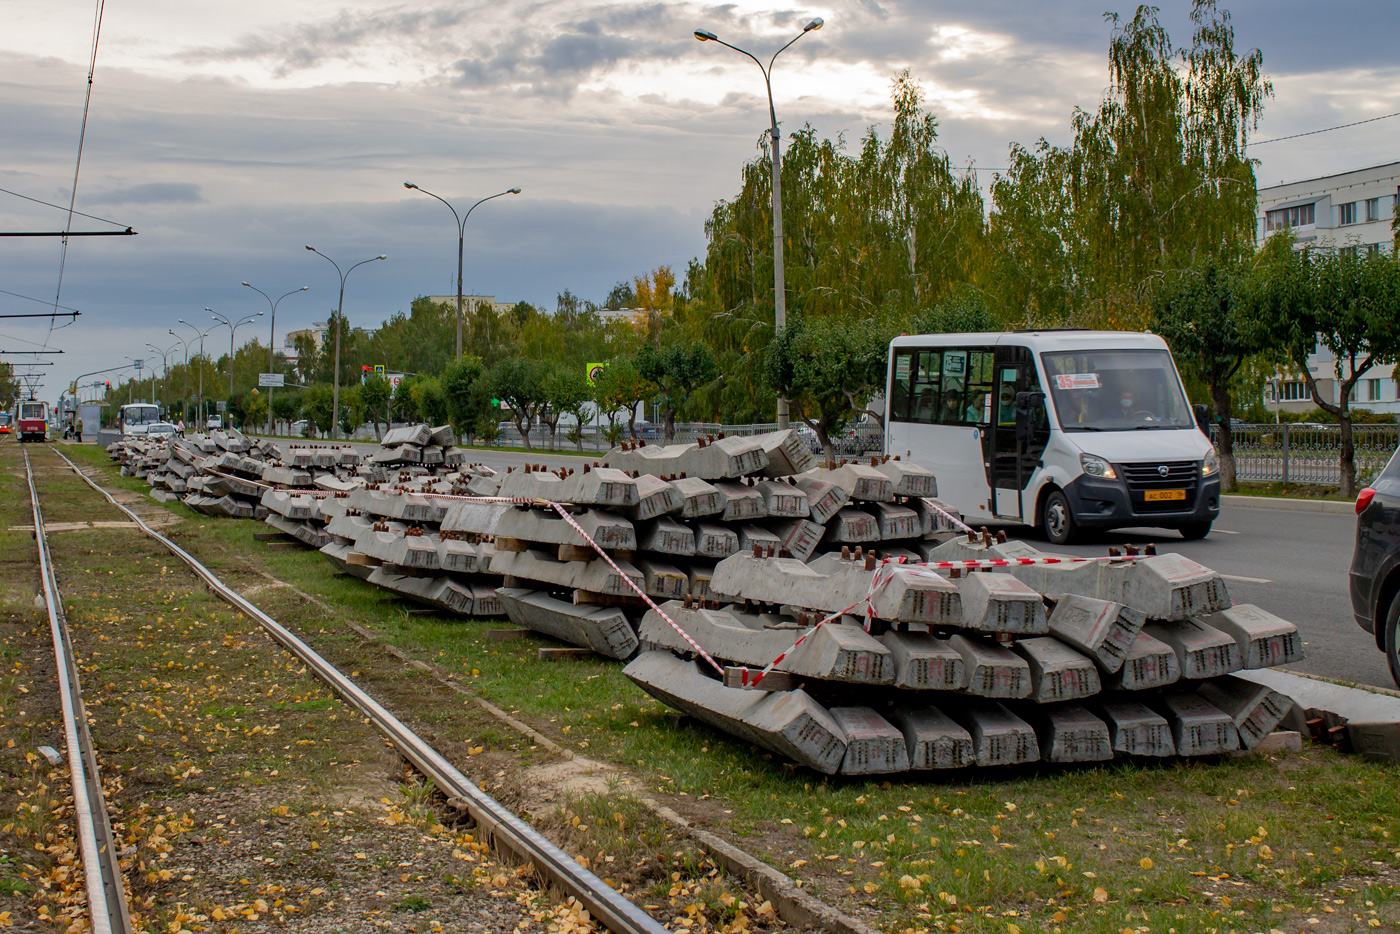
16, 400, 49, 443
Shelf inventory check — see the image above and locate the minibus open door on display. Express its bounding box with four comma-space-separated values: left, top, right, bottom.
988, 349, 1049, 522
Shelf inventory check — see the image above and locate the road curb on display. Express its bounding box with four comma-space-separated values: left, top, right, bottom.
1223, 494, 1354, 514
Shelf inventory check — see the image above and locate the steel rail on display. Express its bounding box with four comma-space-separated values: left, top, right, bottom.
51, 447, 668, 934
23, 448, 135, 934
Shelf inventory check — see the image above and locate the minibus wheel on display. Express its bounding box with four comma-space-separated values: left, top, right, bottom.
1178, 521, 1212, 540
1042, 490, 1078, 545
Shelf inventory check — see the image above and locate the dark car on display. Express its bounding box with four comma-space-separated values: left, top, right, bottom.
1349, 447, 1400, 687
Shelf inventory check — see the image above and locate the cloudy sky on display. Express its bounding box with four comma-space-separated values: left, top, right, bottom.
3, 0, 1398, 401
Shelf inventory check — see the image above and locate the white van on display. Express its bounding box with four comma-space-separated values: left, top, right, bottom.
885, 330, 1220, 544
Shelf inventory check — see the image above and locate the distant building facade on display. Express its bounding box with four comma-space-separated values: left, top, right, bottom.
1257, 161, 1400, 415
426, 295, 516, 316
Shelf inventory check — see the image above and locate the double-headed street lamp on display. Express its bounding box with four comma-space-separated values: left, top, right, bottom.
168, 329, 196, 423
176, 317, 220, 427
145, 341, 179, 411
403, 183, 521, 362
210, 309, 264, 405
695, 16, 823, 429
243, 282, 308, 434
305, 247, 386, 440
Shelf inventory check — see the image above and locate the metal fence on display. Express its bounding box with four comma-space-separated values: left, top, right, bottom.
1211, 422, 1399, 486
490, 421, 886, 456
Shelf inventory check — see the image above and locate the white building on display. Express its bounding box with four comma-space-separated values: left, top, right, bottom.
1257, 161, 1400, 415
425, 295, 517, 316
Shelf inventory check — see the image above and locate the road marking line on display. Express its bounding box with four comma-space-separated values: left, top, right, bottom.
1211, 529, 1240, 535
1220, 573, 1272, 584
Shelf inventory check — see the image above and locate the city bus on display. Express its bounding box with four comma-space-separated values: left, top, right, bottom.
119, 403, 162, 437
0, 412, 11, 435
16, 399, 50, 443
885, 330, 1220, 544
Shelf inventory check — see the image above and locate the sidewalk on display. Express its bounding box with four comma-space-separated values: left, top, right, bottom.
1223, 493, 1354, 514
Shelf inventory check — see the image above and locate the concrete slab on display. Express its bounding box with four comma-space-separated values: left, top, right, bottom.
1047, 595, 1145, 674
871, 501, 920, 541
1196, 675, 1293, 749
439, 501, 508, 536
489, 547, 645, 597
1105, 630, 1182, 691
957, 572, 1048, 635
950, 635, 1031, 698
801, 464, 893, 502
638, 517, 696, 556
737, 525, 782, 556
1011, 553, 1231, 621
686, 564, 715, 600
880, 631, 966, 691
1097, 701, 1176, 757
821, 507, 880, 544
494, 506, 637, 552
949, 701, 1040, 766
693, 523, 740, 559
640, 559, 688, 600
606, 434, 769, 480
768, 518, 825, 563
1013, 637, 1102, 703
1202, 604, 1305, 669
752, 429, 817, 477
831, 707, 910, 774
713, 482, 766, 522
1235, 668, 1400, 762
1159, 691, 1240, 756
1145, 619, 1242, 680
623, 650, 848, 773
871, 459, 938, 498
672, 476, 723, 518
754, 479, 809, 519
622, 474, 682, 521
887, 706, 974, 769
1029, 705, 1113, 763
496, 587, 639, 659
497, 465, 641, 509
792, 477, 850, 525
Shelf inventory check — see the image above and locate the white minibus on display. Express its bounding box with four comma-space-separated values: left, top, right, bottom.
119, 403, 162, 437
885, 330, 1220, 544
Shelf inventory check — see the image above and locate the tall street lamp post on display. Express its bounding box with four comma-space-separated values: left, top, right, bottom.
243, 282, 308, 435
168, 329, 194, 424
145, 341, 179, 412
177, 318, 219, 427
695, 16, 823, 429
305, 247, 386, 440
211, 310, 264, 424
403, 183, 520, 362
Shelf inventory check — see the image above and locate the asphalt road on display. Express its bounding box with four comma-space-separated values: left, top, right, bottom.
265, 437, 1391, 690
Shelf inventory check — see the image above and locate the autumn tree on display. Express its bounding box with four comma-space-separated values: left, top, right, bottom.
635, 340, 719, 443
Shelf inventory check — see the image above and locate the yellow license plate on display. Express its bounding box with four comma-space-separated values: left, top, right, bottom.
1144, 489, 1186, 502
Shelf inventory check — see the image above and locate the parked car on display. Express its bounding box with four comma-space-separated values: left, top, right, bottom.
1349, 447, 1400, 687
290, 419, 310, 437
145, 422, 177, 439
206, 416, 223, 430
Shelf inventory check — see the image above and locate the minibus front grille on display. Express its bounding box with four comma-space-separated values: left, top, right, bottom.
1120, 460, 1200, 511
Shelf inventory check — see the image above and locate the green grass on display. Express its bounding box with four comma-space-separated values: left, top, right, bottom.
58, 441, 1400, 934
1229, 481, 1354, 502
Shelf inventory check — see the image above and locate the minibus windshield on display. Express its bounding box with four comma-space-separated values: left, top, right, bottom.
1042, 349, 1192, 432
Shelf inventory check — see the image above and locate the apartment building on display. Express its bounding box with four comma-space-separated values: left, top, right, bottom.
1257, 161, 1400, 415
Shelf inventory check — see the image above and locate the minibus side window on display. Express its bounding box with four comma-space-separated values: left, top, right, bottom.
910, 350, 944, 424
890, 350, 915, 422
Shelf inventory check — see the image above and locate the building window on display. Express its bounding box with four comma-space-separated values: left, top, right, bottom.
1265, 203, 1316, 232
1367, 242, 1382, 258
1339, 202, 1357, 225
1280, 380, 1309, 402
1341, 245, 1359, 259
1367, 197, 1381, 222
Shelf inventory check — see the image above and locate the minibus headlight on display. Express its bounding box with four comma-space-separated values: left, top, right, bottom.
1202, 449, 1219, 477
1080, 454, 1117, 480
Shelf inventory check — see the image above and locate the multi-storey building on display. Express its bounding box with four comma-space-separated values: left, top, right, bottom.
1256, 161, 1400, 415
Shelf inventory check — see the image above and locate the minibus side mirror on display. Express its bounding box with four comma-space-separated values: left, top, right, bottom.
1192, 403, 1209, 434
1014, 391, 1044, 444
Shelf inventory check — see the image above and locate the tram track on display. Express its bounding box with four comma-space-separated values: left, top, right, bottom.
21, 443, 671, 934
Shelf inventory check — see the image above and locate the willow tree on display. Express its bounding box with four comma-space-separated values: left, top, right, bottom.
989, 0, 1270, 327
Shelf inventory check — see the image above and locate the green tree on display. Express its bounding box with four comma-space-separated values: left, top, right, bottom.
442, 357, 496, 443
1151, 260, 1261, 489
271, 390, 300, 434
765, 317, 888, 463
413, 377, 450, 428
636, 340, 719, 443
490, 358, 549, 449
1242, 236, 1400, 496
540, 365, 591, 451
591, 359, 655, 440
303, 385, 334, 437
360, 376, 391, 440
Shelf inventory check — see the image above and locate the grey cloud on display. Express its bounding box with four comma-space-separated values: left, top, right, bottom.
87, 182, 204, 205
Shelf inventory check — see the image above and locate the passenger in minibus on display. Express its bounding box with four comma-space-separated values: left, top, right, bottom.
964, 391, 986, 423
940, 389, 962, 423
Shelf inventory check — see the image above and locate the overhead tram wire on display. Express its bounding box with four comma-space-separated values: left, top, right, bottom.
47, 0, 108, 350
0, 186, 132, 228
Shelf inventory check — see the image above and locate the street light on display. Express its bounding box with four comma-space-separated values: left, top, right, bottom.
695, 16, 823, 429
403, 183, 521, 362
210, 309, 264, 416
243, 282, 308, 435
168, 329, 196, 424
176, 318, 220, 428
305, 246, 386, 440
145, 341, 179, 412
